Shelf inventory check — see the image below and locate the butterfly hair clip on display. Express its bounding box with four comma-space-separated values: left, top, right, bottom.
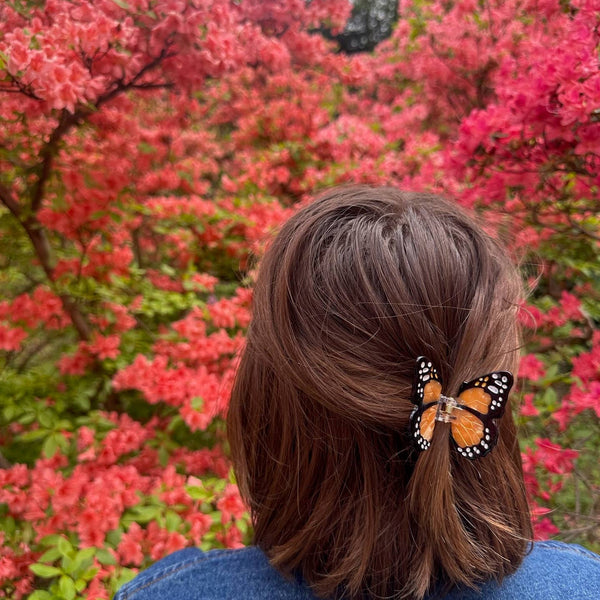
409, 357, 513, 459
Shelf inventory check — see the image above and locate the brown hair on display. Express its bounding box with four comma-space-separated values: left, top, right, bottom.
227, 185, 532, 599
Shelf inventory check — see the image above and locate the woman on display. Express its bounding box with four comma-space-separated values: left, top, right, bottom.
115, 186, 600, 600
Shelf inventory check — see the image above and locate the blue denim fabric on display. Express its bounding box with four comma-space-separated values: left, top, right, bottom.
114, 541, 600, 600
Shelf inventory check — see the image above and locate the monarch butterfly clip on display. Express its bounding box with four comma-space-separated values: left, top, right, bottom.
409, 357, 513, 459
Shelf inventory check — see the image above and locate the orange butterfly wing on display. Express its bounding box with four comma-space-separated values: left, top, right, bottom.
423, 380, 442, 404
457, 372, 513, 418
409, 358, 443, 451
450, 371, 513, 458
417, 405, 437, 446
450, 408, 496, 459
457, 387, 492, 414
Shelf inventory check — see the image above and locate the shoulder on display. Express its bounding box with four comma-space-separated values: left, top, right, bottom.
511, 540, 600, 596
445, 541, 600, 600
113, 546, 319, 600
114, 541, 600, 600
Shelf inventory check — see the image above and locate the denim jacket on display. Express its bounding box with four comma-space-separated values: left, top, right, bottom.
114, 541, 600, 600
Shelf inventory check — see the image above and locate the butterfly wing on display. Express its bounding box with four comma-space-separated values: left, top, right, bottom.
457, 371, 513, 419
411, 356, 443, 406
450, 408, 498, 459
410, 357, 443, 452
410, 404, 438, 451
451, 370, 513, 459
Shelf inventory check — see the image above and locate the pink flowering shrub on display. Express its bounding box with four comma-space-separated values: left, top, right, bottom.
0, 1, 598, 597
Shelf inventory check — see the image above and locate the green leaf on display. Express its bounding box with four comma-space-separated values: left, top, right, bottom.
61, 555, 75, 573
1, 515, 16, 535
42, 434, 59, 458
29, 563, 62, 578
105, 528, 123, 547
541, 387, 558, 410
138, 142, 157, 154
19, 428, 48, 442
57, 536, 73, 557
95, 548, 117, 566
129, 504, 161, 523
69, 547, 95, 575
81, 566, 99, 580
190, 396, 204, 411
76, 547, 96, 562
3, 404, 17, 421
112, 567, 138, 589
158, 445, 169, 467
185, 484, 207, 501
38, 410, 55, 429
27, 592, 53, 600
40, 534, 63, 546
38, 547, 62, 563
58, 575, 76, 600
165, 510, 182, 532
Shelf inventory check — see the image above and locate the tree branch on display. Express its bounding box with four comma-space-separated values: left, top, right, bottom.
0, 450, 11, 469
31, 111, 84, 212
0, 173, 92, 340
1, 44, 176, 342
29, 44, 175, 214
0, 181, 22, 218
24, 215, 92, 341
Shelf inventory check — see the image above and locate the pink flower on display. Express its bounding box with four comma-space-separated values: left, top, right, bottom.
217, 484, 246, 524
559, 291, 583, 321
87, 333, 121, 360
518, 354, 546, 381
533, 517, 560, 540
217, 524, 244, 549
118, 523, 144, 566
519, 393, 539, 417
551, 403, 572, 431
534, 438, 579, 475
0, 324, 27, 351
188, 512, 213, 545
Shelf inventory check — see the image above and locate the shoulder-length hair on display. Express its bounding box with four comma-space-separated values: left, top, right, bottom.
227, 185, 532, 599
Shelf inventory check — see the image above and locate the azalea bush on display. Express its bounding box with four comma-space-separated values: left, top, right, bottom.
0, 1, 598, 598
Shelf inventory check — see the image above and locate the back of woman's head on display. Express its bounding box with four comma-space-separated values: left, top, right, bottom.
227, 185, 532, 599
